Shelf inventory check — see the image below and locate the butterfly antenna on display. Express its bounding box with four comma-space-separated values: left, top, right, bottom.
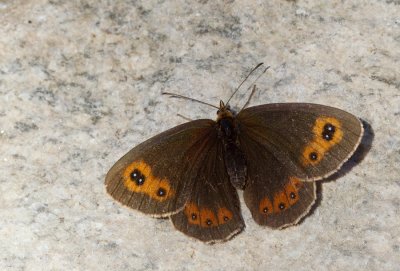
176, 113, 193, 121
240, 85, 257, 111
162, 92, 219, 109
226, 63, 266, 105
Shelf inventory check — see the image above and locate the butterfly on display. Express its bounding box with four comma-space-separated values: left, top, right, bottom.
105, 64, 364, 243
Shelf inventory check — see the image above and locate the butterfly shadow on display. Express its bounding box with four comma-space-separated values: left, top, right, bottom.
298, 119, 374, 223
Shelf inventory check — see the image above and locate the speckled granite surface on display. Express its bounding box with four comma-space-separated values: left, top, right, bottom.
1, 0, 399, 270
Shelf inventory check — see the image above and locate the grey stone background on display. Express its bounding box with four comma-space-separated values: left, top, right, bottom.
1, 0, 399, 270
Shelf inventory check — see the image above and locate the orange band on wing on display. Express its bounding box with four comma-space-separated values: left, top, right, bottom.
273, 190, 289, 213
122, 160, 174, 201
184, 202, 233, 227
259, 177, 304, 216
302, 116, 343, 166
259, 197, 274, 215
184, 202, 200, 225
217, 207, 233, 224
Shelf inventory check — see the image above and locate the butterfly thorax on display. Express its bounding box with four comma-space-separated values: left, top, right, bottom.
216, 101, 247, 189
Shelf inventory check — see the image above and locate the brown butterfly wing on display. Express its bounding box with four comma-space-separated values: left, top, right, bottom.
237, 103, 363, 181
105, 119, 218, 217
239, 130, 316, 228
171, 139, 244, 243
237, 103, 363, 227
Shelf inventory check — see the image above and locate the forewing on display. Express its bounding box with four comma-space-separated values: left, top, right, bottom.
237, 103, 363, 180
105, 119, 217, 217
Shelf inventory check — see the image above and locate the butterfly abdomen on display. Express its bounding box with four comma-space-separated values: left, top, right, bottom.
218, 116, 247, 189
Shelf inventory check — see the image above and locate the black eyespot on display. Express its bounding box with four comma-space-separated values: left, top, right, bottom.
206, 219, 212, 226
309, 152, 318, 161
191, 213, 197, 220
279, 203, 286, 210
223, 216, 229, 221
130, 169, 145, 185
322, 123, 336, 141
324, 123, 335, 131
290, 192, 296, 199
263, 207, 269, 213
157, 188, 166, 197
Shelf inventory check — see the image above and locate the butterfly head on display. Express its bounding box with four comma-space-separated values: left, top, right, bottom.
217, 100, 236, 121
